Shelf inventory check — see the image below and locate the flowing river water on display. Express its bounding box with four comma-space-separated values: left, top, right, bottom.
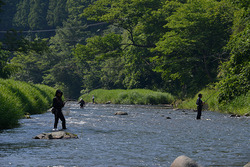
0, 102, 249, 167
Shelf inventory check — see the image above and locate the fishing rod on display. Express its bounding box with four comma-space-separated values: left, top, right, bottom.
203, 91, 217, 103
203, 85, 223, 103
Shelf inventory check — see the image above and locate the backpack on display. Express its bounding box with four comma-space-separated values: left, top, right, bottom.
52, 107, 57, 114
196, 98, 201, 105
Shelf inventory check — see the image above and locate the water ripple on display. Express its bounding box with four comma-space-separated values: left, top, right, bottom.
0, 102, 249, 167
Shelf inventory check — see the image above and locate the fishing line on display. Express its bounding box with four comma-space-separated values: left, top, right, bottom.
203, 89, 217, 102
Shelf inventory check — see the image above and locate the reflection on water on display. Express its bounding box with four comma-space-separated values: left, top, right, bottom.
0, 102, 249, 167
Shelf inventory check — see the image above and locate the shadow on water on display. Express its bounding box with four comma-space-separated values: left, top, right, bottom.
0, 102, 249, 167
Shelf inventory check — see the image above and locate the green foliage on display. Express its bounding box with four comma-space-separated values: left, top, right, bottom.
0, 0, 248, 110
28, 0, 49, 30
230, 0, 250, 9
179, 87, 250, 115
11, 51, 47, 83
44, 59, 83, 98
0, 0, 17, 30
179, 1, 249, 114
152, 0, 234, 97
217, 24, 250, 104
73, 33, 125, 90
0, 84, 23, 129
13, 0, 31, 29
47, 0, 67, 27
42, 0, 100, 98
178, 87, 220, 111
80, 89, 174, 105
74, 33, 123, 62
219, 90, 250, 115
122, 45, 162, 89
0, 44, 20, 78
0, 79, 55, 129
10, 38, 51, 83
84, 0, 167, 47
13, 0, 63, 30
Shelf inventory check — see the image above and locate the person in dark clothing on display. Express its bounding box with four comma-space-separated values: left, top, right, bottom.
79, 98, 85, 108
92, 95, 95, 104
196, 93, 204, 119
52, 89, 66, 130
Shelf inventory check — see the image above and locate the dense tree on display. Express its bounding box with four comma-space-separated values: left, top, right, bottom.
42, 0, 98, 98
217, 0, 250, 103
28, 0, 49, 30
47, 0, 67, 27
0, 46, 19, 78
0, 0, 18, 31
73, 33, 124, 90
82, 0, 235, 97
10, 38, 50, 83
217, 25, 250, 103
0, 0, 2, 10
13, 0, 30, 29
152, 0, 234, 96
84, 0, 166, 48
0, 1, 19, 78
0, 0, 248, 101
11, 0, 68, 34
82, 0, 176, 90
43, 59, 83, 98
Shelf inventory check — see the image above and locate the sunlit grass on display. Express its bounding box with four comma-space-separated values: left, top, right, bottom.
219, 91, 250, 115
79, 89, 175, 105
179, 88, 250, 115
0, 79, 55, 129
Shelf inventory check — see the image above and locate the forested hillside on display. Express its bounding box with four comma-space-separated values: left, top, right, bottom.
0, 0, 249, 106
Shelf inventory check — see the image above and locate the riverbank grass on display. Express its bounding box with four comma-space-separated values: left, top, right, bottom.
0, 79, 55, 129
80, 89, 174, 105
179, 88, 250, 115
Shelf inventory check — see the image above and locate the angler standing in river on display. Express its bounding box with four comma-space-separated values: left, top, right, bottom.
79, 98, 85, 108
196, 93, 205, 120
52, 89, 66, 130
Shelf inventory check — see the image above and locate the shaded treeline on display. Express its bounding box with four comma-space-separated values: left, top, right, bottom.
0, 0, 249, 106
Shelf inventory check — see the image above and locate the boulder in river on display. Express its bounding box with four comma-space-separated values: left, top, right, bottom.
170, 155, 202, 167
230, 114, 241, 118
244, 113, 250, 117
24, 114, 31, 119
244, 162, 250, 167
33, 131, 78, 139
115, 111, 128, 115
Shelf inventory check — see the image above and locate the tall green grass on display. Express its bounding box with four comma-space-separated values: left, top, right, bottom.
0, 79, 55, 129
79, 89, 174, 105
219, 91, 250, 115
179, 88, 250, 115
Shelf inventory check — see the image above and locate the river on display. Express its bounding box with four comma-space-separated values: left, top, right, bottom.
0, 102, 249, 167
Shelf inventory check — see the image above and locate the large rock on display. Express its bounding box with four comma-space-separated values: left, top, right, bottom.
244, 113, 250, 117
244, 162, 250, 167
230, 114, 241, 118
171, 155, 202, 167
33, 131, 78, 139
